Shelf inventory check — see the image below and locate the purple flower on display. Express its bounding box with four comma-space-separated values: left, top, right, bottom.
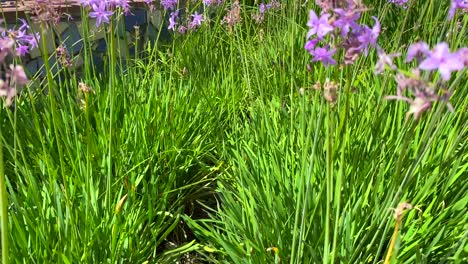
386, 72, 454, 120
178, 25, 187, 34
406, 41, 430, 62
306, 10, 334, 39
315, 0, 334, 12
16, 45, 29, 57
418, 42, 464, 80
204, 0, 224, 6
333, 8, 361, 36
357, 16, 380, 53
112, 0, 129, 8
304, 38, 319, 53
189, 12, 204, 29
267, 0, 280, 10
111, 0, 130, 13
374, 46, 400, 74
18, 19, 29, 31
0, 80, 17, 106
388, 0, 409, 8
310, 46, 336, 67
168, 11, 179, 31
456, 47, 468, 66
341, 32, 365, 64
89, 3, 113, 27
161, 0, 178, 11
0, 38, 14, 62
2, 19, 39, 57
259, 3, 266, 14
449, 0, 468, 19
79, 0, 96, 7
9, 65, 29, 86
0, 65, 29, 106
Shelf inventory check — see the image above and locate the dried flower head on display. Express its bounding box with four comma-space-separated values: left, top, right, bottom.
56, 45, 72, 68
323, 79, 338, 104
392, 202, 412, 221
386, 71, 454, 120
223, 1, 242, 31
78, 82, 94, 94
77, 82, 95, 110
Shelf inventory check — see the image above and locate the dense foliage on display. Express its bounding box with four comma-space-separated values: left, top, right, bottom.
0, 0, 466, 263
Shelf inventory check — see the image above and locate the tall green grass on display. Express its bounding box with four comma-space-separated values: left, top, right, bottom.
0, 0, 467, 263
186, 0, 468, 263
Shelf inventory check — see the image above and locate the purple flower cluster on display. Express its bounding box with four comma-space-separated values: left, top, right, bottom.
305, 1, 381, 67
160, 0, 178, 11
80, 0, 131, 27
252, 1, 281, 24
385, 70, 454, 120
388, 0, 409, 8
168, 11, 179, 31
0, 20, 32, 106
411, 42, 465, 80
377, 41, 467, 120
449, 0, 468, 19
204, 0, 224, 7
89, 3, 114, 27
168, 10, 205, 33
80, 0, 129, 9
1, 19, 39, 57
189, 12, 204, 30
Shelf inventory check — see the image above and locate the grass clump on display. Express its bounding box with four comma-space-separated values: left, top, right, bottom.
0, 0, 467, 263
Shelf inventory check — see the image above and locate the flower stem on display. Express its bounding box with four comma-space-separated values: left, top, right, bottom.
384, 217, 401, 264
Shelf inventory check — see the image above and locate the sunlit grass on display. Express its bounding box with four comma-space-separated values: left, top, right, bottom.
0, 0, 466, 263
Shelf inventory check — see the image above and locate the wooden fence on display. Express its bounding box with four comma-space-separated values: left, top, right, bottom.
0, 0, 149, 22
